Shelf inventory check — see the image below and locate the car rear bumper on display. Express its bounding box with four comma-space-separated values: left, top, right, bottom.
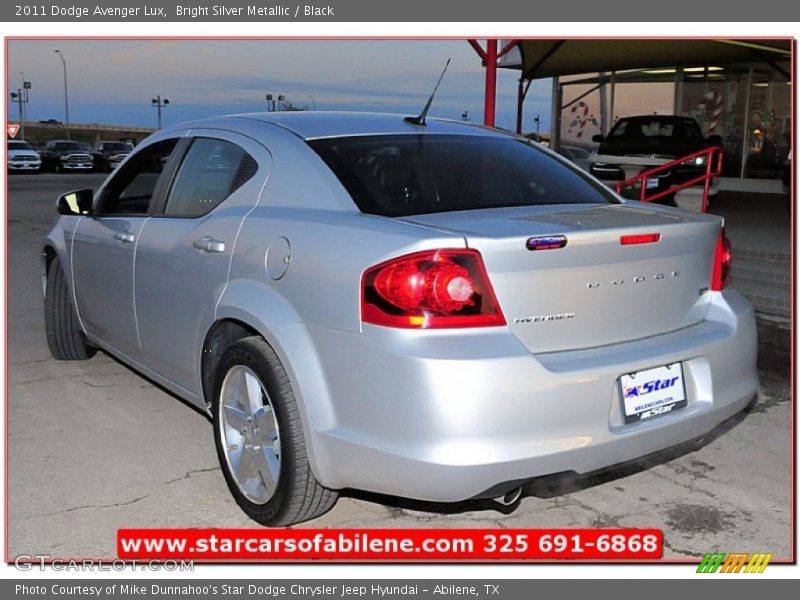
304, 289, 758, 501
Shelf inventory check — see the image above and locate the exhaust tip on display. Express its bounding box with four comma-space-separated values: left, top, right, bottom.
495, 487, 523, 507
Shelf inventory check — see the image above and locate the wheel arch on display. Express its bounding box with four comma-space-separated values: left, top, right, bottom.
199, 318, 260, 412
201, 286, 339, 488
42, 244, 58, 298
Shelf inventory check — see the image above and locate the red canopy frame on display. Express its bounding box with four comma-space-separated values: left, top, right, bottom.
467, 39, 520, 129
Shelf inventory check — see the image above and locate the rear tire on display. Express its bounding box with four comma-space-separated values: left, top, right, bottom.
45, 256, 96, 360
213, 336, 338, 526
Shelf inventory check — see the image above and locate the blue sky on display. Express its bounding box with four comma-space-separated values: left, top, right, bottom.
7, 40, 552, 133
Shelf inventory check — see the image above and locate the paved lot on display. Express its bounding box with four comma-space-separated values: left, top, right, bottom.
6, 173, 792, 560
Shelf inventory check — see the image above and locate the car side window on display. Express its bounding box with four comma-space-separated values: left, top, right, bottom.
163, 137, 257, 218
95, 139, 179, 216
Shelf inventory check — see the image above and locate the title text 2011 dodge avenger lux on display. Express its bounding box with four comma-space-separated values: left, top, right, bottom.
43, 112, 758, 526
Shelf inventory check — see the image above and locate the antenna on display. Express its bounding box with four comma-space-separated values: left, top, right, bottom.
405, 59, 451, 126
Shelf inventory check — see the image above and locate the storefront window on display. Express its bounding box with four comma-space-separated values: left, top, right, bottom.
559, 83, 603, 149
558, 71, 675, 153
745, 71, 791, 179
611, 81, 675, 122
557, 63, 791, 181
679, 67, 748, 177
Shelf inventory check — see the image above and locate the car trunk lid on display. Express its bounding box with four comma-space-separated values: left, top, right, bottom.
400, 203, 721, 354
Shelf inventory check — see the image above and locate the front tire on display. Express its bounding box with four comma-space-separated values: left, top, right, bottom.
213, 336, 337, 526
45, 256, 96, 360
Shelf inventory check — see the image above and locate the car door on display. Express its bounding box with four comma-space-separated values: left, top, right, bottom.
134, 131, 270, 394
71, 137, 183, 360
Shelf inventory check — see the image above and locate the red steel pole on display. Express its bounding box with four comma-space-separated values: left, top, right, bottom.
484, 39, 498, 127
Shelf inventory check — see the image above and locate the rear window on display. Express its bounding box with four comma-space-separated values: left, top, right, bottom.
608, 118, 702, 140
309, 134, 614, 217
101, 142, 134, 151
54, 142, 84, 152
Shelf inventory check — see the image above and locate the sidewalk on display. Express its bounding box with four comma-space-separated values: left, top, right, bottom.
709, 191, 791, 253
707, 191, 792, 318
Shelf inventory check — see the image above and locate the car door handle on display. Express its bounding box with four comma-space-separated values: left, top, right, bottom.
193, 236, 226, 253
114, 231, 135, 243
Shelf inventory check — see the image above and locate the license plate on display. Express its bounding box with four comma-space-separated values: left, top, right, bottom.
646, 178, 660, 189
620, 362, 687, 424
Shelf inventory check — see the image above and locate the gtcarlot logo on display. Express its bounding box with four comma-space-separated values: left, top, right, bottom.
12, 555, 193, 572
696, 552, 771, 573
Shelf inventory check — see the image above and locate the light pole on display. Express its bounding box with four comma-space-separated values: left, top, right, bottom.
54, 50, 70, 140
266, 93, 287, 112
306, 94, 316, 111
10, 92, 23, 135
19, 73, 31, 140
151, 95, 170, 129
10, 86, 30, 140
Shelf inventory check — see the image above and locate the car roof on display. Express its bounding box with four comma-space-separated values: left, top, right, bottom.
616, 115, 699, 123
180, 111, 512, 141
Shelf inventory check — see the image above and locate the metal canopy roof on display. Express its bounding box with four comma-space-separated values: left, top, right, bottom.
505, 39, 792, 80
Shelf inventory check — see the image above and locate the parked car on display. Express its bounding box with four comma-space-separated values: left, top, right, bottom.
40, 140, 94, 172
43, 112, 758, 526
7, 140, 41, 172
92, 140, 134, 172
556, 145, 591, 171
589, 116, 721, 200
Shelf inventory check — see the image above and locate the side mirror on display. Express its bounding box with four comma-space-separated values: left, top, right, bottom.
707, 135, 723, 147
57, 189, 93, 216
592, 134, 604, 143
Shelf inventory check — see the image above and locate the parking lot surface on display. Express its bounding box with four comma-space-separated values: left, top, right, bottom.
6, 173, 792, 560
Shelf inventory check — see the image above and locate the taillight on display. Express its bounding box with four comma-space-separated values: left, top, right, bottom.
711, 228, 732, 291
361, 249, 506, 329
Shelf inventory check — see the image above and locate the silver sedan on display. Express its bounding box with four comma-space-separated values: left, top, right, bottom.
43, 112, 759, 526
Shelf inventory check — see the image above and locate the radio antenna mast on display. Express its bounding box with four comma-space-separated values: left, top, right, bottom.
405, 59, 451, 126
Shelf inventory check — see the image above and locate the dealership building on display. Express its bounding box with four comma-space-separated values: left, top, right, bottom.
491, 39, 791, 191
